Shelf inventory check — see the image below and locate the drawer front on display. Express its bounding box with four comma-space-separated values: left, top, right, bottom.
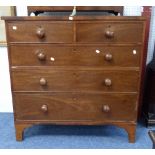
12, 69, 139, 92
10, 45, 141, 67
7, 21, 73, 43
76, 22, 143, 43
14, 93, 137, 121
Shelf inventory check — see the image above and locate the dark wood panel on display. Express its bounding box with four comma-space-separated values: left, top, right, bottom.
76, 22, 144, 43
10, 44, 141, 67
14, 93, 137, 121
11, 69, 139, 92
27, 6, 124, 15
7, 21, 74, 43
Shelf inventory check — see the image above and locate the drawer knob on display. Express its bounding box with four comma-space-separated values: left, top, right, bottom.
105, 53, 113, 61
102, 105, 110, 112
104, 78, 112, 86
105, 30, 114, 38
41, 104, 48, 113
36, 27, 45, 39
37, 52, 46, 61
39, 78, 47, 86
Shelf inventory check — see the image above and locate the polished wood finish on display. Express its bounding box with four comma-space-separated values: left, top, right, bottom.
105, 30, 114, 38
76, 22, 143, 43
37, 51, 46, 61
11, 69, 139, 92
15, 123, 32, 141
36, 27, 45, 39
41, 104, 48, 113
7, 21, 143, 43
10, 45, 141, 67
2, 15, 146, 143
14, 93, 137, 121
7, 21, 73, 43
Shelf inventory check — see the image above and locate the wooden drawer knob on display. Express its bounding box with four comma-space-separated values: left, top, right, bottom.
39, 78, 47, 86
105, 53, 113, 61
41, 104, 48, 113
36, 27, 45, 39
102, 105, 110, 112
37, 52, 46, 61
105, 30, 114, 38
104, 78, 112, 86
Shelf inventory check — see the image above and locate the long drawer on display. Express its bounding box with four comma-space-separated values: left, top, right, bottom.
14, 93, 137, 121
7, 21, 73, 43
10, 44, 141, 67
11, 69, 139, 92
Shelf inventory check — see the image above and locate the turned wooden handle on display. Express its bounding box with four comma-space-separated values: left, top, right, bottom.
36, 27, 45, 39
39, 78, 47, 86
41, 104, 48, 113
105, 53, 113, 61
37, 52, 46, 61
104, 78, 112, 86
105, 30, 114, 38
102, 105, 110, 112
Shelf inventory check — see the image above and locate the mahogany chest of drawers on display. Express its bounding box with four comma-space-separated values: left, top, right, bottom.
2, 16, 146, 143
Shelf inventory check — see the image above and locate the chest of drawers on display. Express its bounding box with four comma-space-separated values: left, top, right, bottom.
2, 16, 146, 143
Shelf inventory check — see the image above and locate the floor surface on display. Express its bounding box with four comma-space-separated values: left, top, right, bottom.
0, 113, 154, 149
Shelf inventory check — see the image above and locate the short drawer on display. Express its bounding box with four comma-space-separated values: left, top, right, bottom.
14, 93, 137, 121
11, 68, 139, 92
7, 21, 73, 43
10, 44, 141, 67
76, 22, 143, 43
